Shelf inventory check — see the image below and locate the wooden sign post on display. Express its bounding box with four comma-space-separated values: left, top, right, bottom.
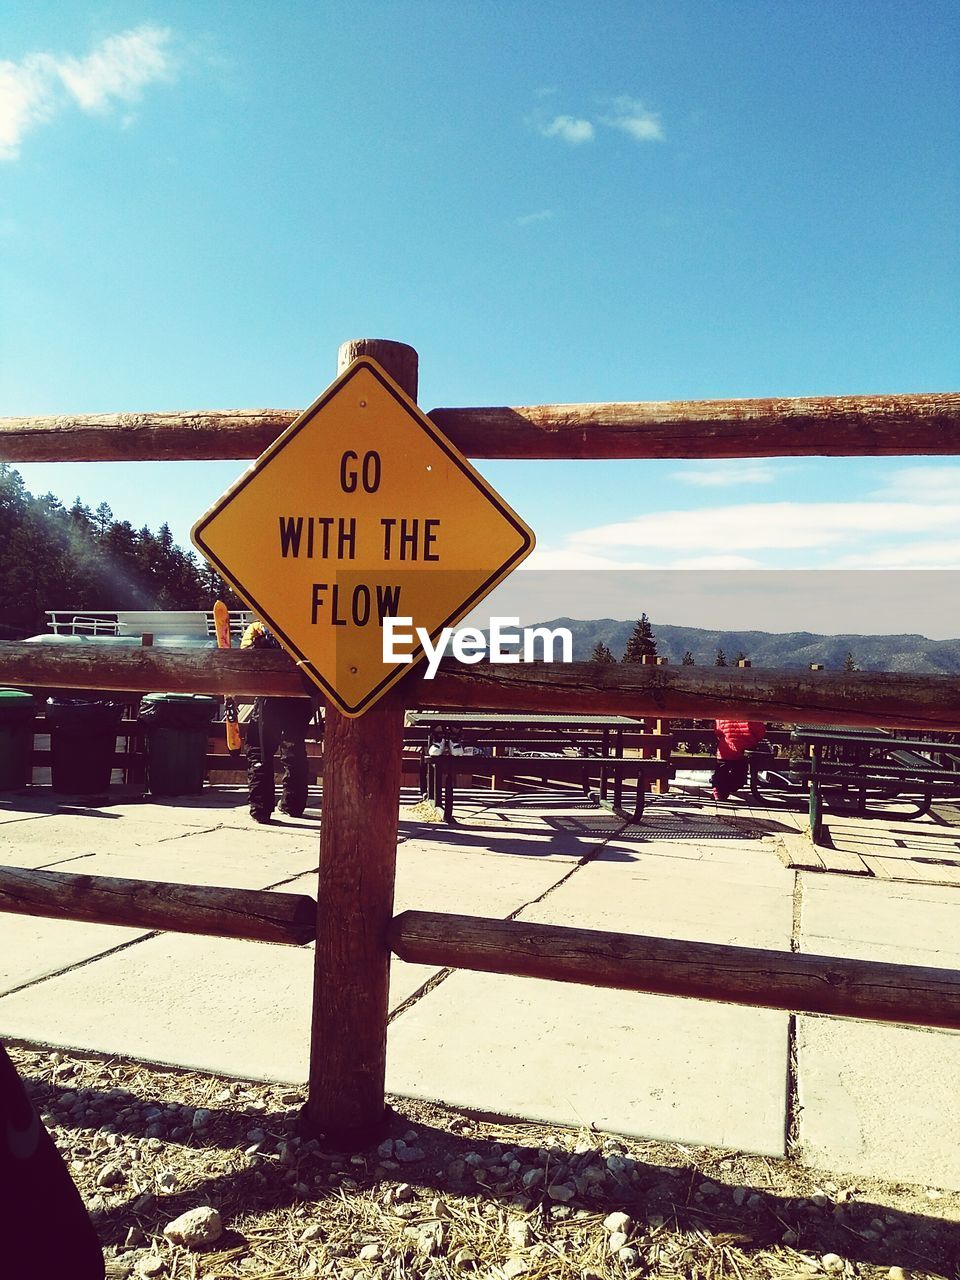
301, 339, 413, 1141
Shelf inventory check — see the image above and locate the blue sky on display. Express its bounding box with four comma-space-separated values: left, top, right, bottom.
2, 1, 959, 629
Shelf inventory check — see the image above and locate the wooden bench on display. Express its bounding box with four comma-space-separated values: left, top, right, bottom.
424, 753, 674, 823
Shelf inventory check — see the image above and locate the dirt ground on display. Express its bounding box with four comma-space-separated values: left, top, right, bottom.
9, 1043, 960, 1280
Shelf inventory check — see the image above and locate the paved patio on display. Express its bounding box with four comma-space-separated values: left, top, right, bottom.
2, 778, 960, 1190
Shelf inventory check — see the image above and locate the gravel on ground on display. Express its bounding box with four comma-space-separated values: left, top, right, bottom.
8, 1043, 960, 1280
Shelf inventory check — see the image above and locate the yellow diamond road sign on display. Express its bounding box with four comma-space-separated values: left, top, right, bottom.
192, 358, 535, 716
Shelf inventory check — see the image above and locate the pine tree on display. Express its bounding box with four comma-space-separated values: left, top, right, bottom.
843, 651, 858, 672
681, 650, 695, 665
622, 613, 657, 663
715, 648, 727, 666
590, 640, 616, 665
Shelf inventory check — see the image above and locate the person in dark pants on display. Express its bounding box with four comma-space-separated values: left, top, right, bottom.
712, 719, 767, 801
0, 1042, 105, 1277
241, 620, 321, 822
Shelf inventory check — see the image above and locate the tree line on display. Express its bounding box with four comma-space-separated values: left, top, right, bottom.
592, 613, 858, 671
0, 464, 239, 638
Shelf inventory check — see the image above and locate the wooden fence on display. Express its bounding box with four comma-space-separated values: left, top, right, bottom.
1, 337, 959, 1145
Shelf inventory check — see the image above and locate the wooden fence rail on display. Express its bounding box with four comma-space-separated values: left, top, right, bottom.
2, 391, 959, 462
1, 643, 957, 730
0, 866, 316, 945
390, 911, 960, 1032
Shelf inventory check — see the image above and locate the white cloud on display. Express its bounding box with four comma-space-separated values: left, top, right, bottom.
523, 546, 764, 571
570, 501, 960, 554
541, 115, 594, 144
834, 540, 960, 569
670, 461, 778, 488
515, 209, 554, 226
869, 466, 960, 503
600, 96, 664, 142
0, 25, 174, 160
0, 54, 57, 160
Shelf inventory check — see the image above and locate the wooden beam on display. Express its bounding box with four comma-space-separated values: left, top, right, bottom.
1, 645, 958, 729
0, 866, 316, 945
300, 339, 413, 1144
390, 911, 960, 1031
2, 391, 957, 462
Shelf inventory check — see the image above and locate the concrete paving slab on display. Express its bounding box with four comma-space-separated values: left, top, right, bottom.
519, 847, 793, 950
0, 802, 63, 826
0, 932, 312, 1081
796, 872, 960, 1189
280, 834, 588, 1006
0, 813, 206, 861
387, 969, 788, 1154
403, 820, 593, 863
0, 915, 146, 993
796, 1018, 960, 1191
799, 873, 960, 968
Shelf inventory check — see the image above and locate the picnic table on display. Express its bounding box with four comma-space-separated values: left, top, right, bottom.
749, 726, 960, 843
405, 712, 673, 823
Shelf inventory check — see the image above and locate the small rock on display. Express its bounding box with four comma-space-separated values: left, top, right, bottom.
163, 1205, 223, 1248
546, 1183, 575, 1202
96, 1163, 124, 1188
300, 1225, 323, 1242
603, 1211, 633, 1235
191, 1108, 212, 1130
888, 1269, 909, 1280
124, 1226, 147, 1248
137, 1257, 165, 1278
608, 1231, 628, 1253
647, 1213, 666, 1230
822, 1254, 844, 1273
732, 1186, 747, 1207
396, 1145, 425, 1163
246, 1127, 266, 1144
453, 1246, 477, 1270
377, 1139, 395, 1158
358, 1244, 380, 1261
156, 1172, 177, 1194
521, 1169, 543, 1189
781, 1229, 798, 1245
617, 1247, 639, 1266
502, 1259, 528, 1279
394, 1182, 414, 1203
507, 1219, 531, 1248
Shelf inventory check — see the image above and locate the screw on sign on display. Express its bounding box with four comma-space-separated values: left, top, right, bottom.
191, 358, 535, 716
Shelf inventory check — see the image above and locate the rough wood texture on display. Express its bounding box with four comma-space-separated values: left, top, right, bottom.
2, 391, 957, 462
390, 911, 960, 1031
0, 866, 316, 945
3, 646, 955, 730
300, 339, 417, 1143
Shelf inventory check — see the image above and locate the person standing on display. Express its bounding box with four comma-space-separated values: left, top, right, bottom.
241, 619, 320, 822
712, 719, 766, 801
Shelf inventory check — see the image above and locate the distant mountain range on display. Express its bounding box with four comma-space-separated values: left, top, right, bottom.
540, 618, 960, 675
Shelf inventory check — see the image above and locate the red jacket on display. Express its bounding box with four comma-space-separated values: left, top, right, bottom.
715, 720, 766, 760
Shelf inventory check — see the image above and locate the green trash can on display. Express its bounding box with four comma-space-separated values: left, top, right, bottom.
139, 694, 219, 796
0, 690, 36, 790
46, 698, 125, 795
